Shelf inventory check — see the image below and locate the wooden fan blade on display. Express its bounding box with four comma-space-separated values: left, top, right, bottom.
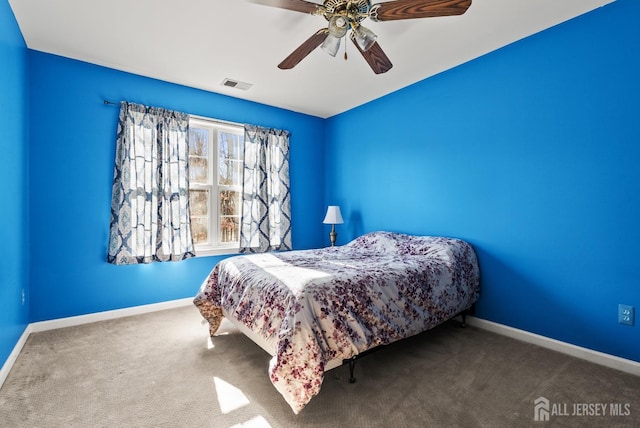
350, 36, 393, 74
247, 0, 323, 15
370, 0, 471, 22
278, 29, 329, 70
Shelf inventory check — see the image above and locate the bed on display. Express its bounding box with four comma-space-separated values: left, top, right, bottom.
193, 231, 480, 413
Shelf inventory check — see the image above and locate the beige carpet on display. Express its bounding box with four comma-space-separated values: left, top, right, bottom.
0, 305, 638, 428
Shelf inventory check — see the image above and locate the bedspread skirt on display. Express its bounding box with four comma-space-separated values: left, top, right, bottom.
194, 231, 480, 413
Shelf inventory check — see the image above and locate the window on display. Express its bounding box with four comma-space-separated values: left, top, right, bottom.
188, 117, 244, 256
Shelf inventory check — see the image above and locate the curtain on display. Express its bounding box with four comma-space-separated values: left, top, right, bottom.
240, 125, 292, 253
107, 102, 195, 265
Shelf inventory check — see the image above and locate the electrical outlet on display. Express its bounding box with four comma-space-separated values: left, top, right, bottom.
618, 304, 634, 326
21, 289, 25, 306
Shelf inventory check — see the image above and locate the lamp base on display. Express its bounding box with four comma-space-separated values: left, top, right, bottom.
329, 230, 337, 247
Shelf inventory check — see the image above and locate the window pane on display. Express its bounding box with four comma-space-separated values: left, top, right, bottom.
219, 132, 243, 186
189, 190, 209, 216
191, 217, 209, 245
189, 127, 209, 184
219, 190, 239, 216
189, 157, 208, 184
220, 217, 239, 243
219, 132, 242, 157
229, 135, 243, 158
218, 159, 243, 186
189, 128, 209, 156
230, 160, 243, 186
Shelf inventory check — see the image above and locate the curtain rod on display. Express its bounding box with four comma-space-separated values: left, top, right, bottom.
103, 99, 243, 128
103, 100, 288, 135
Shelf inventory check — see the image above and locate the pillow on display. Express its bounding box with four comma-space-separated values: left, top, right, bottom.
398, 235, 455, 262
346, 231, 404, 254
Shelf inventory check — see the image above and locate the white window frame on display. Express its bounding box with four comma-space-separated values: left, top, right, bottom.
188, 116, 244, 257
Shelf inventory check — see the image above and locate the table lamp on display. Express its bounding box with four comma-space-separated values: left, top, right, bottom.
323, 205, 344, 246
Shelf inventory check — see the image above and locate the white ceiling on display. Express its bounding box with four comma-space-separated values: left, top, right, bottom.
9, 0, 614, 118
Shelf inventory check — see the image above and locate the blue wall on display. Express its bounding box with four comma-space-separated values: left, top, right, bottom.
325, 0, 639, 362
27, 52, 326, 322
0, 0, 29, 367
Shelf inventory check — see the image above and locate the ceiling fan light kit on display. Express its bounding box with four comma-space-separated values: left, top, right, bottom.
249, 0, 472, 74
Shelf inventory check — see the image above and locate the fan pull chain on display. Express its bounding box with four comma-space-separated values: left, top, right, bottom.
344, 35, 348, 61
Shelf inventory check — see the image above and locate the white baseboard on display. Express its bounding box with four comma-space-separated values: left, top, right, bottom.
467, 316, 640, 377
29, 298, 193, 333
0, 297, 194, 391
0, 324, 32, 389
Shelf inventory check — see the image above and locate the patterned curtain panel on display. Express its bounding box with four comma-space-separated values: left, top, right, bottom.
107, 102, 195, 265
240, 125, 292, 253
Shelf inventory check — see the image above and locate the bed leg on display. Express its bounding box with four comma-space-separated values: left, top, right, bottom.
460, 311, 468, 328
347, 356, 357, 383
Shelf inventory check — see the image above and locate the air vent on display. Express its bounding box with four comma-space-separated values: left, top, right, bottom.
221, 78, 253, 91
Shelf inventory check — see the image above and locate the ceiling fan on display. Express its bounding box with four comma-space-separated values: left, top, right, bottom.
248, 0, 472, 74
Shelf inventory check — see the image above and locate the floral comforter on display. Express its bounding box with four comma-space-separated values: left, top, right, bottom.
193, 231, 480, 413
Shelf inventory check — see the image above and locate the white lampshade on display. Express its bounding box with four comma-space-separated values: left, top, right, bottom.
321, 35, 342, 57
353, 25, 377, 52
327, 15, 348, 38
322, 206, 344, 225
